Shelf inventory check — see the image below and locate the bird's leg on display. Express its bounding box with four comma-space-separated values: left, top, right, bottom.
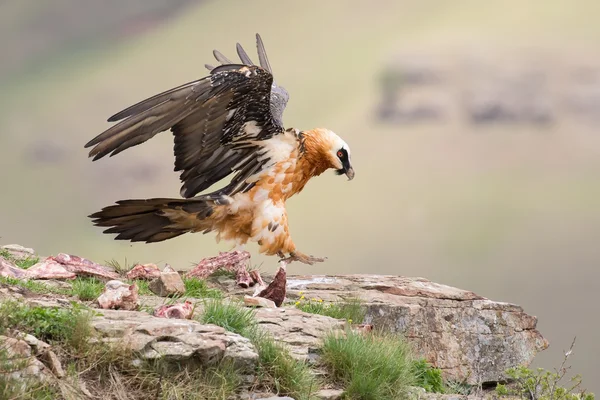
234, 243, 246, 252
280, 251, 327, 266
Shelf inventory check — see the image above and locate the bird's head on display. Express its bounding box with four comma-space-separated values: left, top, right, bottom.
303, 128, 354, 180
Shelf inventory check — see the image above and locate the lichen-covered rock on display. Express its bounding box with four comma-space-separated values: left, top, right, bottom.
283, 274, 549, 384
254, 307, 346, 361
90, 309, 258, 372
0, 335, 52, 385
213, 273, 548, 384
97, 280, 139, 310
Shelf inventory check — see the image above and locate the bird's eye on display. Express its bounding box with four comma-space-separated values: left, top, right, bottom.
337, 150, 344, 158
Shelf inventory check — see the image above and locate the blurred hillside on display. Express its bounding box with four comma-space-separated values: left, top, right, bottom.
0, 0, 599, 392
0, 0, 200, 80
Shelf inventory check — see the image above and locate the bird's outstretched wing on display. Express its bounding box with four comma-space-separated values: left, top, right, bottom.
85, 34, 290, 198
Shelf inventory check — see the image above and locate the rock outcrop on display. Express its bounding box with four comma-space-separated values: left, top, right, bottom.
214, 274, 549, 385
0, 243, 550, 388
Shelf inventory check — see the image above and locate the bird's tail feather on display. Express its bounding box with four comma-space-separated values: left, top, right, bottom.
89, 198, 215, 243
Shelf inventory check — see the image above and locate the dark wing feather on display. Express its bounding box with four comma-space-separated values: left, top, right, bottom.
236, 43, 255, 65
85, 35, 289, 199
255, 33, 272, 73
207, 34, 289, 126
174, 64, 281, 197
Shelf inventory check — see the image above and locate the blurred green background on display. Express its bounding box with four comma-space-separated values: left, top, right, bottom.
1, 0, 599, 391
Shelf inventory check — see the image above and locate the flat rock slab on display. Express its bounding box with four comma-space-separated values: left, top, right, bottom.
213, 274, 549, 384
254, 307, 346, 361
90, 308, 258, 372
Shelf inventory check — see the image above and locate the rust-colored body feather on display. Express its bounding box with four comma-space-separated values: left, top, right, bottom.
178, 128, 335, 256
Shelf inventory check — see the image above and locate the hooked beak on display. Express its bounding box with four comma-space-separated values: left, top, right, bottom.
345, 166, 355, 181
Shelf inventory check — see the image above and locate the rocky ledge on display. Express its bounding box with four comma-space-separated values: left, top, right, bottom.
213, 274, 549, 385
0, 244, 549, 391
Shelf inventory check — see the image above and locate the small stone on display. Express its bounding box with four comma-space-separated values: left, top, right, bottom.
315, 389, 344, 400
19, 333, 50, 354
244, 295, 276, 308
149, 264, 185, 297
316, 389, 344, 400
41, 350, 65, 378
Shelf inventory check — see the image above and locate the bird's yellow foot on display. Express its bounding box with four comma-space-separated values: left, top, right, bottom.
280, 251, 327, 266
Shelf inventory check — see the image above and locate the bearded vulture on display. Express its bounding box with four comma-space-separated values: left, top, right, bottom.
85, 34, 354, 265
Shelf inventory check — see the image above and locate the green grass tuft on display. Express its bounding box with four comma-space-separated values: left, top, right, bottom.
72, 277, 104, 301
105, 257, 137, 275
0, 249, 39, 269
199, 299, 255, 335
134, 279, 153, 295
196, 298, 319, 398
321, 329, 415, 400
0, 276, 69, 296
412, 359, 445, 393
246, 328, 319, 400
295, 296, 366, 323
0, 301, 94, 350
184, 277, 223, 299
